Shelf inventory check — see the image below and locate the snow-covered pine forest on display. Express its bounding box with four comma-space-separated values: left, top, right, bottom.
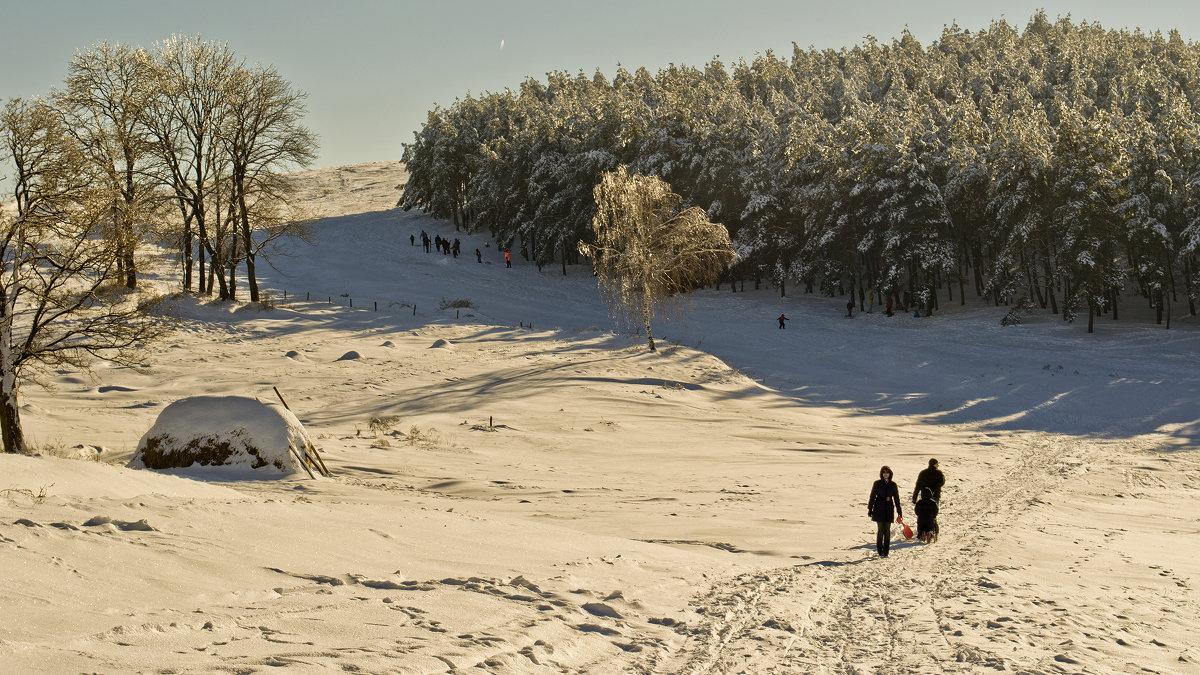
400, 12, 1200, 333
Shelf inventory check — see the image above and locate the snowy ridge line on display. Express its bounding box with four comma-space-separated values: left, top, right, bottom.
645, 434, 1113, 673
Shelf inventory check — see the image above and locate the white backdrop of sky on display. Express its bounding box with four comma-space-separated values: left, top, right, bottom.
2, 0, 1200, 171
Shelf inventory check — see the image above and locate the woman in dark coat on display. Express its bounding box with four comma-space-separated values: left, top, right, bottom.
868, 465, 903, 557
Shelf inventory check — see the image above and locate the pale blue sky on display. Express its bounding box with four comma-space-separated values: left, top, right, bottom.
2, 1, 1199, 169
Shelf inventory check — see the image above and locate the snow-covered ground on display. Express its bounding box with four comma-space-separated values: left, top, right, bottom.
3, 162, 1198, 673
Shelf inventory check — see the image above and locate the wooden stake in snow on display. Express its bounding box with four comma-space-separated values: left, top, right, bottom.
288, 446, 316, 479
273, 386, 332, 477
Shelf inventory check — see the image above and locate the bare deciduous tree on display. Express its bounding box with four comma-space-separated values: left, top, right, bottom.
1, 99, 166, 453
55, 41, 164, 290
580, 165, 738, 351
220, 64, 317, 302
141, 34, 237, 295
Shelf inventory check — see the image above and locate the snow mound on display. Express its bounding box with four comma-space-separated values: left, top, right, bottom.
430, 339, 453, 349
129, 396, 312, 476
336, 350, 362, 361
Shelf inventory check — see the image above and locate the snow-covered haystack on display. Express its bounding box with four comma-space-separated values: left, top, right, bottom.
129, 396, 312, 475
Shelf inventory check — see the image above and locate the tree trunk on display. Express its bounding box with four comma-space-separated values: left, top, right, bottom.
123, 237, 137, 289
0, 377, 25, 454
181, 205, 194, 292
972, 244, 985, 297
958, 242, 966, 305
228, 225, 239, 301
1184, 257, 1197, 316
236, 182, 260, 303
1043, 257, 1058, 315
1166, 285, 1172, 329
641, 290, 656, 352
121, 160, 139, 289
1087, 302, 1094, 334
196, 215, 208, 295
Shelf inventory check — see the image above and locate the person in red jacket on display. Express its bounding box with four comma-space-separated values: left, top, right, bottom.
868, 465, 903, 557
504, 250, 512, 268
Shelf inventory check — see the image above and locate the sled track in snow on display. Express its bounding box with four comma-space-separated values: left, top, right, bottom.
640, 434, 1105, 674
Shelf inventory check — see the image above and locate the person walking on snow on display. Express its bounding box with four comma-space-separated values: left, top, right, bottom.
504, 250, 512, 268
778, 313, 789, 329
915, 487, 939, 543
868, 465, 903, 557
912, 458, 945, 504
846, 298, 855, 317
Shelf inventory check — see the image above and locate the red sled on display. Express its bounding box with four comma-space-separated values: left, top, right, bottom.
897, 516, 914, 540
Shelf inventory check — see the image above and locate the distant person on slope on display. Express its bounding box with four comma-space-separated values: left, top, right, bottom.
504, 251, 512, 268
912, 458, 945, 504
868, 465, 903, 558
915, 487, 939, 543
778, 313, 789, 329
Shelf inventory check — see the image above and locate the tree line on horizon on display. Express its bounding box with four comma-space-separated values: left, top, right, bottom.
399, 11, 1200, 333
0, 35, 316, 454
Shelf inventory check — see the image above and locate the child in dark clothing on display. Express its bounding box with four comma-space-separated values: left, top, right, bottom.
915, 487, 938, 543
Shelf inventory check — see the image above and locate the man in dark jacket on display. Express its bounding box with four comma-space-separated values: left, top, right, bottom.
912, 458, 945, 503
868, 465, 903, 557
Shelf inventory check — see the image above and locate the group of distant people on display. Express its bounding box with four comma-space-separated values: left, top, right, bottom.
867, 458, 944, 557
414, 230, 511, 267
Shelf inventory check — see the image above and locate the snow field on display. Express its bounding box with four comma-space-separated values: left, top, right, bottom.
1, 163, 1197, 673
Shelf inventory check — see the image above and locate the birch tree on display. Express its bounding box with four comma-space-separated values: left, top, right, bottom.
580, 166, 737, 351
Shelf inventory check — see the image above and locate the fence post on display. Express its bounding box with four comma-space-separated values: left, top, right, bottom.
350, 298, 353, 308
